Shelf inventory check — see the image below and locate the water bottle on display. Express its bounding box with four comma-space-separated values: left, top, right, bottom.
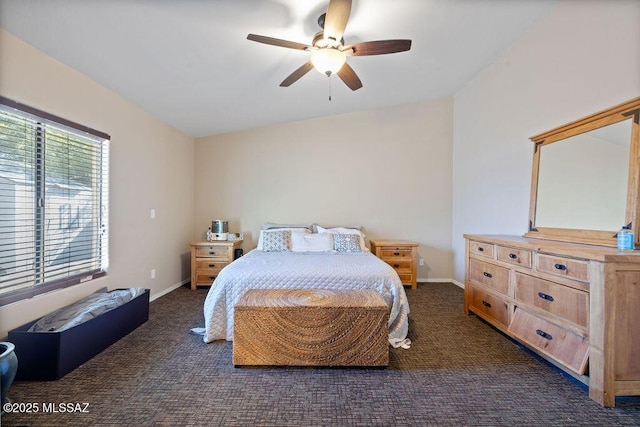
617, 225, 634, 251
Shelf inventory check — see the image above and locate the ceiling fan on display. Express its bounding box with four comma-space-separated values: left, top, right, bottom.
247, 0, 412, 91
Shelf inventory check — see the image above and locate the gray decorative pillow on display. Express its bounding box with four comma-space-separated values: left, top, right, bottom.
262, 230, 291, 252
333, 233, 362, 253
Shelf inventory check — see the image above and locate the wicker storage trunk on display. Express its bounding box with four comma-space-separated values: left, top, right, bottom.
233, 289, 389, 367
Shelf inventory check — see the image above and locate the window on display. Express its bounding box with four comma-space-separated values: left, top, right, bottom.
0, 97, 110, 306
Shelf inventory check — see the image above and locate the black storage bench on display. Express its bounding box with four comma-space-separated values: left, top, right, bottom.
8, 288, 150, 381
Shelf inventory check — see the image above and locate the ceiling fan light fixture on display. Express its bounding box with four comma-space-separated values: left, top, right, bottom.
310, 48, 346, 76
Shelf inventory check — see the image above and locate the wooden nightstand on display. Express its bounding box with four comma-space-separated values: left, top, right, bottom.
369, 240, 418, 289
190, 240, 243, 290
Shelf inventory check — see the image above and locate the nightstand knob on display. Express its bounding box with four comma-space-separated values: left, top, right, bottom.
393, 264, 400, 268
209, 251, 216, 255
393, 252, 400, 256
208, 276, 216, 280
209, 264, 216, 268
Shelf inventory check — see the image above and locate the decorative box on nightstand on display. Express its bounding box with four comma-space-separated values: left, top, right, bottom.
369, 240, 418, 289
189, 240, 243, 290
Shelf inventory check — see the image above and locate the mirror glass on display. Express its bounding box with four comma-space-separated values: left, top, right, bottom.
535, 119, 632, 231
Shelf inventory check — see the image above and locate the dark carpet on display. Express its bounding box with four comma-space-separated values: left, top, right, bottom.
3, 283, 640, 426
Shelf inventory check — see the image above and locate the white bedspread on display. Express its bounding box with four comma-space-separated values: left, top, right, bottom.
199, 249, 410, 346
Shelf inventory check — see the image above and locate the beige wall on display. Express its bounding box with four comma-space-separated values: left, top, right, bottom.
452, 0, 640, 283
195, 98, 454, 281
0, 29, 195, 337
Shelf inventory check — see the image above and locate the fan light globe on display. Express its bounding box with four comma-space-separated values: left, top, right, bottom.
310, 48, 346, 76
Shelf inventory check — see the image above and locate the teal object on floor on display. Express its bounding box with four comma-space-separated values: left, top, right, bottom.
0, 342, 18, 406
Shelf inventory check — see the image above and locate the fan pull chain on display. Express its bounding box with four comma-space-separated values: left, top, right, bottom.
328, 75, 332, 101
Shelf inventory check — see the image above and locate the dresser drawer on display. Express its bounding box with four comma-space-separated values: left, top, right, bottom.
497, 246, 532, 268
514, 272, 588, 328
468, 284, 510, 329
468, 258, 509, 295
508, 308, 589, 375
537, 254, 589, 282
469, 241, 494, 259
195, 246, 230, 258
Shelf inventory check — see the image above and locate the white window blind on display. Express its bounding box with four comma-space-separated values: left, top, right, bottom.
0, 97, 110, 306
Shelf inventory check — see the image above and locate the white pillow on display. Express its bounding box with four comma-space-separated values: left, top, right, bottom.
291, 232, 334, 252
257, 228, 310, 250
316, 226, 368, 252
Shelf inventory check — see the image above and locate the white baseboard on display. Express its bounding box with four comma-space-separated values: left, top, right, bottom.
417, 278, 464, 289
451, 279, 464, 289
150, 279, 189, 302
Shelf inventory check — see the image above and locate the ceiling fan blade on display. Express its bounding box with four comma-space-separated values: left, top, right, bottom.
336, 62, 362, 91
247, 34, 311, 51
280, 62, 315, 87
343, 39, 412, 56
324, 0, 352, 43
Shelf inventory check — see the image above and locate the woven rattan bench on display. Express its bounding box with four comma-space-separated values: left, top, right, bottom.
233, 289, 389, 367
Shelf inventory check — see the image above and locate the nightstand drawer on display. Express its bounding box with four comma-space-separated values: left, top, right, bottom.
195, 260, 229, 270
195, 272, 222, 284
379, 249, 413, 258
397, 272, 414, 283
195, 246, 230, 258
508, 308, 589, 375
384, 260, 412, 270
468, 258, 509, 295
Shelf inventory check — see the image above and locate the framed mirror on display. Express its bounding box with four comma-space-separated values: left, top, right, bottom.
525, 97, 640, 247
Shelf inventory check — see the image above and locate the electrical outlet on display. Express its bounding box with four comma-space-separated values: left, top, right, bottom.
419, 258, 425, 266
150, 269, 156, 279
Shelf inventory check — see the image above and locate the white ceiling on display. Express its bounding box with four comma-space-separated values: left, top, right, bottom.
0, 0, 558, 138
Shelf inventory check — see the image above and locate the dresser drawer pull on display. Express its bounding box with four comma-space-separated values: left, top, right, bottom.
483, 272, 493, 278
209, 251, 217, 255
554, 263, 567, 271
481, 300, 492, 308
509, 253, 517, 259
477, 247, 484, 252
208, 264, 216, 268
208, 276, 216, 280
537, 292, 554, 302
536, 329, 553, 341
393, 252, 400, 256
393, 264, 400, 268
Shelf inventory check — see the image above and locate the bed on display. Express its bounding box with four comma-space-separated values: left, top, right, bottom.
196, 225, 410, 347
